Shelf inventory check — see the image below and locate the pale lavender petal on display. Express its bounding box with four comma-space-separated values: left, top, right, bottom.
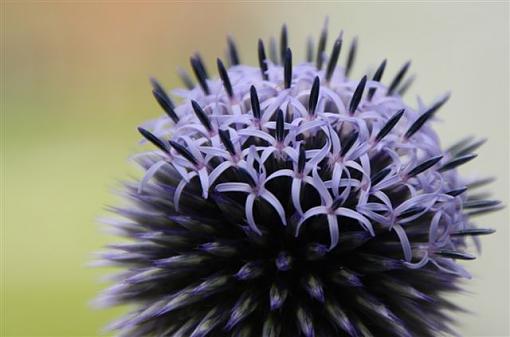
138, 160, 168, 194
260, 190, 287, 226
335, 207, 374, 236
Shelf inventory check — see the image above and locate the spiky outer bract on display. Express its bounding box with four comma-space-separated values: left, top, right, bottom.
97, 21, 500, 337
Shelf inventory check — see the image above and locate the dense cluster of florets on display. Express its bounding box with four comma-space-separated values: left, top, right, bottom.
97, 21, 500, 337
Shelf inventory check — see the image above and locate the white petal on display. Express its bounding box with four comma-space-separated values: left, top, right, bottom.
238, 129, 276, 145
138, 160, 168, 194
208, 161, 233, 186
311, 168, 333, 205
306, 139, 331, 170
404, 253, 429, 269
335, 207, 374, 236
393, 224, 412, 262
296, 206, 328, 236
327, 213, 340, 250
245, 193, 262, 235
260, 190, 287, 226
198, 167, 210, 199
260, 146, 277, 164
215, 182, 251, 193
291, 179, 304, 215
174, 178, 189, 212
266, 169, 294, 182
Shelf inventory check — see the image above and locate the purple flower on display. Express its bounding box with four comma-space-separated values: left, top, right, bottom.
97, 20, 501, 337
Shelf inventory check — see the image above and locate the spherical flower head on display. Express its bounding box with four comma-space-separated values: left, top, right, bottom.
96, 21, 501, 337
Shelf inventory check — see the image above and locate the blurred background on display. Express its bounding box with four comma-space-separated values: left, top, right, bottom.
2, 2, 509, 336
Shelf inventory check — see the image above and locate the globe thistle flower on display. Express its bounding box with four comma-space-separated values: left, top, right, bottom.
96, 20, 501, 337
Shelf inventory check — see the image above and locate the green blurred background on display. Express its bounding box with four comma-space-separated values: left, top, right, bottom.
2, 2, 509, 336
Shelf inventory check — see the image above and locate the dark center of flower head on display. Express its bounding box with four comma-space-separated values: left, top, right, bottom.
98, 20, 500, 337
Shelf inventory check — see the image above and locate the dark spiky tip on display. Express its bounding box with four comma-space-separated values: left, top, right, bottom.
341, 130, 358, 156
367, 59, 387, 100
326, 37, 342, 82
451, 228, 496, 236
398, 206, 425, 219
191, 100, 213, 132
456, 138, 487, 157
177, 67, 194, 90
407, 155, 443, 178
397, 75, 415, 97
190, 56, 210, 95
345, 36, 357, 77
375, 108, 404, 142
217, 58, 233, 98
446, 187, 468, 196
463, 199, 501, 209
150, 78, 179, 123
387, 61, 411, 96
297, 143, 306, 173
168, 140, 198, 165
308, 76, 320, 116
275, 108, 285, 142
405, 94, 449, 139
137, 127, 168, 153
250, 85, 261, 120
349, 75, 367, 114
370, 167, 391, 186
306, 36, 314, 63
193, 53, 209, 79
258, 39, 269, 80
218, 129, 236, 156
227, 36, 240, 66
315, 19, 328, 70
284, 48, 292, 89
280, 24, 288, 65
269, 36, 278, 64
436, 250, 476, 260
439, 153, 477, 172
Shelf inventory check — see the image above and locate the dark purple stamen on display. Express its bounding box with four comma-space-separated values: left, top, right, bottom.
370, 167, 391, 186
150, 78, 179, 123
341, 130, 358, 156
227, 36, 240, 66
326, 37, 342, 82
190, 56, 210, 95
275, 108, 285, 142
387, 61, 411, 96
316, 23, 328, 70
191, 100, 213, 132
308, 76, 320, 116
258, 39, 269, 80
217, 58, 233, 98
407, 155, 443, 178
177, 68, 194, 90
219, 129, 236, 156
375, 109, 404, 142
345, 37, 357, 77
280, 24, 288, 65
138, 127, 168, 153
250, 86, 261, 120
298, 144, 306, 173
451, 228, 495, 236
438, 154, 477, 172
446, 187, 468, 196
168, 140, 198, 165
367, 59, 387, 100
349, 76, 367, 114
306, 37, 314, 63
405, 94, 450, 139
284, 48, 292, 89
436, 250, 476, 260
